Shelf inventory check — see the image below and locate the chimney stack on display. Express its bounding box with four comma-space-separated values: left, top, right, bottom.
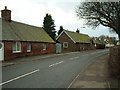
76, 29, 80, 33
1, 6, 11, 21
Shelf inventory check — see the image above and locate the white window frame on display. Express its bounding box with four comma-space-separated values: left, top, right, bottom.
27, 43, 31, 52
12, 42, 21, 53
63, 42, 68, 48
42, 43, 47, 51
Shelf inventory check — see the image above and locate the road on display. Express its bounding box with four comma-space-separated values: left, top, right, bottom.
2, 49, 109, 88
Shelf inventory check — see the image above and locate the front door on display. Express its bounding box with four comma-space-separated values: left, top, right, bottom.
0, 42, 4, 61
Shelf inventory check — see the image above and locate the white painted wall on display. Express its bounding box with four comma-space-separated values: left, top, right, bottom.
117, 41, 120, 45
106, 43, 115, 47
0, 42, 4, 61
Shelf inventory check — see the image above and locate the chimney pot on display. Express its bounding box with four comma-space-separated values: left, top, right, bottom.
76, 29, 80, 33
1, 6, 11, 21
5, 6, 7, 10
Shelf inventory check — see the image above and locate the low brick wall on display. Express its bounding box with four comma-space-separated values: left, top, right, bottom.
109, 46, 120, 78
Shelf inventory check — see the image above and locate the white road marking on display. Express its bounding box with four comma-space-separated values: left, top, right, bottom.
91, 53, 95, 55
82, 54, 89, 56
67, 74, 80, 89
49, 61, 64, 67
106, 80, 111, 88
0, 69, 39, 86
69, 57, 79, 60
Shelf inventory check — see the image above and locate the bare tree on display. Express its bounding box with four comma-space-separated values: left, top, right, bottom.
76, 2, 120, 40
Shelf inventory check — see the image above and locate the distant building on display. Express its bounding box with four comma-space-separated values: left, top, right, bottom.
116, 40, 120, 45
56, 30, 91, 52
0, 6, 56, 61
92, 36, 116, 48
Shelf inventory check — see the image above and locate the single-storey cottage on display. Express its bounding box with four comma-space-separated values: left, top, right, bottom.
56, 30, 91, 52
0, 7, 55, 61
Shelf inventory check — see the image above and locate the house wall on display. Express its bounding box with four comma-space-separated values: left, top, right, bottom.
106, 43, 115, 48
57, 32, 93, 52
4, 41, 55, 61
57, 32, 79, 52
76, 43, 91, 51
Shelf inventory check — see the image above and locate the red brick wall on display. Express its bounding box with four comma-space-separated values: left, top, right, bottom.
4, 41, 55, 61
57, 32, 77, 52
57, 32, 92, 52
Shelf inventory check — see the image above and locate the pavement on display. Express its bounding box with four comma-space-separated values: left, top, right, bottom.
68, 53, 119, 89
1, 49, 119, 88
68, 54, 110, 88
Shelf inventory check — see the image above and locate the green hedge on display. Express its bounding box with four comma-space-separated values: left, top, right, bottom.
96, 44, 105, 49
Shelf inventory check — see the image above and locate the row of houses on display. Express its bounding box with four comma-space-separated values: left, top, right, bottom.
92, 36, 118, 48
0, 7, 116, 61
0, 7, 56, 61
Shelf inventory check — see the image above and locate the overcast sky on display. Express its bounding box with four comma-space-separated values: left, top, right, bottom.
0, 0, 118, 39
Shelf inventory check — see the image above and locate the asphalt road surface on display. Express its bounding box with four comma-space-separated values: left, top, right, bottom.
2, 49, 109, 88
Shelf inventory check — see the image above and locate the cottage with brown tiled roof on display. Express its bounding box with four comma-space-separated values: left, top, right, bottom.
56, 30, 91, 52
0, 7, 56, 61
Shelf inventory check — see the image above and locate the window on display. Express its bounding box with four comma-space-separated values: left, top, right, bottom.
0, 43, 3, 49
63, 42, 68, 48
12, 42, 21, 53
27, 43, 31, 52
42, 43, 46, 51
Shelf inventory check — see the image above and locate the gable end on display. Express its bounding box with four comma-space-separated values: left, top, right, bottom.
57, 31, 76, 43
